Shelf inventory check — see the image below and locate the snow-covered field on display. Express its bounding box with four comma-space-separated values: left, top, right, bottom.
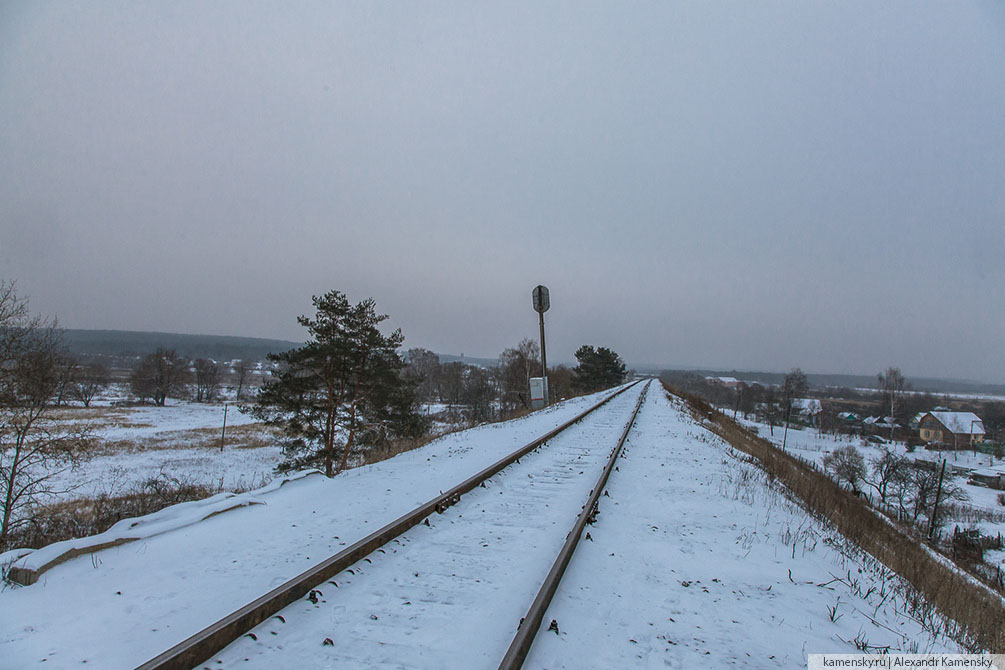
41, 396, 281, 503
39, 392, 475, 507
0, 383, 970, 669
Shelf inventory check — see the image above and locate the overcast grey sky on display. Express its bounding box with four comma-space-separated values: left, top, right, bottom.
2, 2, 1003, 381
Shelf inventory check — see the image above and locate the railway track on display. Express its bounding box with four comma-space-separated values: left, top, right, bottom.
138, 379, 649, 670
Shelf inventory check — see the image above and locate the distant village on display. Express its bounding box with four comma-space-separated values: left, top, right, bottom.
662, 371, 1005, 491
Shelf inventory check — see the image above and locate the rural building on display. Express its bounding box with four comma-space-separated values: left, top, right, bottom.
792, 398, 824, 426
705, 376, 741, 388
967, 468, 1005, 490
918, 411, 985, 449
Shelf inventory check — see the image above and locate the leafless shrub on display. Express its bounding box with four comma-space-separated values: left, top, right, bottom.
1, 281, 93, 552
822, 445, 867, 495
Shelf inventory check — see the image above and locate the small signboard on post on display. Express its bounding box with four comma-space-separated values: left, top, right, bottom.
530, 377, 548, 410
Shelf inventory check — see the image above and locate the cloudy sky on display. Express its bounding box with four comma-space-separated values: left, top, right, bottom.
2, 2, 1003, 381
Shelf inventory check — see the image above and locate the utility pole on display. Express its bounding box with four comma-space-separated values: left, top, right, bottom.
928, 458, 947, 541
220, 403, 228, 452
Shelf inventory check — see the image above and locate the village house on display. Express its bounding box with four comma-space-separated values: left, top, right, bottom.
918, 411, 985, 450
791, 398, 824, 427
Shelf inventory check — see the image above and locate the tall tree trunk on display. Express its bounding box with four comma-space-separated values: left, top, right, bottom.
1, 446, 21, 547
339, 396, 359, 474
324, 402, 335, 477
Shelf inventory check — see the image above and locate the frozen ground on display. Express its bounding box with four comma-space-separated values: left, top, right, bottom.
0, 384, 968, 669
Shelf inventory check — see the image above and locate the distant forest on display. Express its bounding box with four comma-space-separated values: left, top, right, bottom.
61, 330, 1003, 397
62, 329, 301, 363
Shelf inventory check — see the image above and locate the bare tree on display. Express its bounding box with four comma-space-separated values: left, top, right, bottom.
866, 449, 910, 506
71, 362, 110, 407
439, 361, 465, 408
547, 364, 574, 402
877, 367, 908, 441
908, 465, 967, 531
822, 445, 867, 496
462, 366, 496, 424
232, 359, 252, 402
129, 348, 190, 405
498, 339, 540, 413
757, 386, 782, 436
52, 354, 79, 406
193, 358, 221, 403
0, 281, 91, 550
403, 348, 441, 404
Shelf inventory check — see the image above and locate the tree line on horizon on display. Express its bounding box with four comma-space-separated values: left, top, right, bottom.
245, 290, 628, 477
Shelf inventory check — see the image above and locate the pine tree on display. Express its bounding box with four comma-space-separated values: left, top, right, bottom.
247, 291, 422, 476
572, 345, 627, 393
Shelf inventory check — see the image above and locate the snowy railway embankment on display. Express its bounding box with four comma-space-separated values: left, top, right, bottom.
0, 381, 994, 669
670, 384, 1005, 653
0, 384, 635, 668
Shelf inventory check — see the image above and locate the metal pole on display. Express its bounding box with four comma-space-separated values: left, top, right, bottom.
220, 403, 228, 452
928, 458, 947, 541
538, 310, 548, 406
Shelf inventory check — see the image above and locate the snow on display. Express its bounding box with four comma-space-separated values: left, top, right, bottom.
0, 384, 974, 668
3, 471, 320, 584
793, 398, 823, 414
45, 442, 283, 502
524, 391, 959, 668
208, 382, 650, 669
21, 400, 281, 518
0, 385, 632, 669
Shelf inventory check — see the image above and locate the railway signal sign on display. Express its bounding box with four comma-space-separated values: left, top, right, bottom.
532, 285, 550, 314
532, 285, 550, 407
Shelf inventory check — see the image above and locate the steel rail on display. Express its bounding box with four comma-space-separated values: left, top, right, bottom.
498, 379, 650, 670
136, 380, 643, 670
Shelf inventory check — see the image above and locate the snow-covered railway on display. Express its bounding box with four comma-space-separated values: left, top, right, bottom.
4, 381, 965, 669
138, 381, 649, 669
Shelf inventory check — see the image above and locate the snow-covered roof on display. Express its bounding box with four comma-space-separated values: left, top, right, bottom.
705, 376, 739, 384
924, 411, 985, 435
863, 416, 898, 427
791, 398, 822, 413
